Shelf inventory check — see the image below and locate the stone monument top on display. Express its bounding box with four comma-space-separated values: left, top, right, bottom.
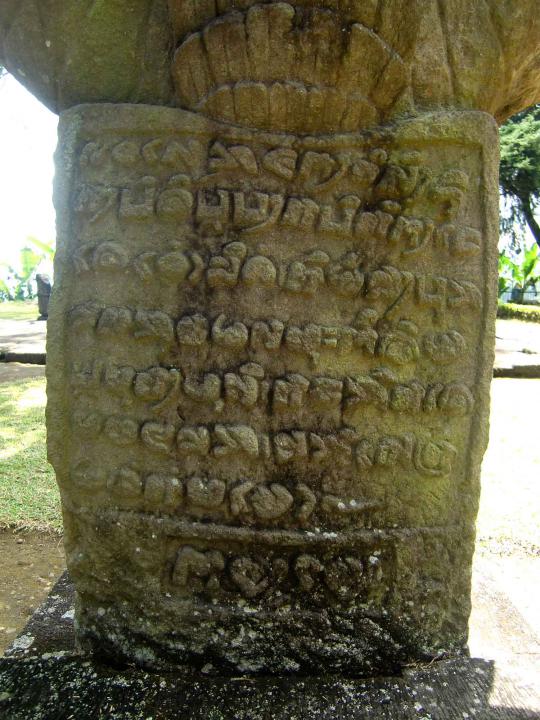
1, 1, 539, 123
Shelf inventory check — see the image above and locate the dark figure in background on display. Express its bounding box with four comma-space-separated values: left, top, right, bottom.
36, 273, 51, 321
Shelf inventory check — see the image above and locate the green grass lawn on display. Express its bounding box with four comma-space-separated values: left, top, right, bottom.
0, 300, 40, 321
0, 377, 61, 531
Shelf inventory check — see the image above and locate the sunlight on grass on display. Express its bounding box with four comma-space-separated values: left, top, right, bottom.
0, 377, 61, 531
0, 301, 39, 321
16, 383, 47, 410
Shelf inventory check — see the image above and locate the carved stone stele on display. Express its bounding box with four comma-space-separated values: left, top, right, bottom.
49, 104, 497, 674
4, 1, 539, 675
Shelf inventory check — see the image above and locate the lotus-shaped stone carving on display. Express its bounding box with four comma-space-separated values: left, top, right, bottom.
0, 0, 539, 125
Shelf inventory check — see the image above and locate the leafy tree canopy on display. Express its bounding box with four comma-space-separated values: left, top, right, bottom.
500, 104, 540, 250
499, 243, 540, 302
0, 237, 55, 302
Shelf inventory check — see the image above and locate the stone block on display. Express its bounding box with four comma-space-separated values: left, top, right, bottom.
47, 104, 498, 673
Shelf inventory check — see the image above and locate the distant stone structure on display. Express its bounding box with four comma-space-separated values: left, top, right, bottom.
35, 273, 51, 320
2, 1, 539, 676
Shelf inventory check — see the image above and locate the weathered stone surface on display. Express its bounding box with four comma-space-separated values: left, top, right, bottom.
4, 0, 537, 679
4, 561, 539, 718
1, 1, 540, 122
48, 102, 498, 674
0, 0, 172, 111
2, 652, 540, 719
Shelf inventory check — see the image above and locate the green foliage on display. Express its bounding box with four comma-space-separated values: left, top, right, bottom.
498, 251, 512, 298
497, 301, 540, 323
0, 277, 11, 300
0, 249, 40, 301
20, 246, 42, 283
0, 238, 55, 301
498, 244, 540, 302
27, 235, 55, 258
498, 275, 509, 299
500, 105, 540, 250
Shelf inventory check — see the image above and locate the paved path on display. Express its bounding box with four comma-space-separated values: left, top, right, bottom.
470, 552, 540, 700
0, 319, 46, 358
494, 318, 540, 375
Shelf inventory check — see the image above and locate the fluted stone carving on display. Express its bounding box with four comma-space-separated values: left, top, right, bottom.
1, 1, 539, 121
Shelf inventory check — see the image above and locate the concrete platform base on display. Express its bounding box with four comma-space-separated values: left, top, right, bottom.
1, 573, 539, 719
2, 653, 538, 720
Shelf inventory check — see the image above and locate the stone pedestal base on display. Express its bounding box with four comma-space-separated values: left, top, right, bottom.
2, 574, 538, 720
1, 652, 537, 719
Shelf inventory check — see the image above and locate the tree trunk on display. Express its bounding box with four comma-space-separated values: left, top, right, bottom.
521, 195, 540, 250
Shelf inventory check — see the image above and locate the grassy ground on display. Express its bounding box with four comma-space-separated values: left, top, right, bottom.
0, 377, 61, 532
0, 300, 39, 321
497, 301, 540, 323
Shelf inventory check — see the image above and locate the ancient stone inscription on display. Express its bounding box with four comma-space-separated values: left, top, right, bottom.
49, 105, 497, 673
